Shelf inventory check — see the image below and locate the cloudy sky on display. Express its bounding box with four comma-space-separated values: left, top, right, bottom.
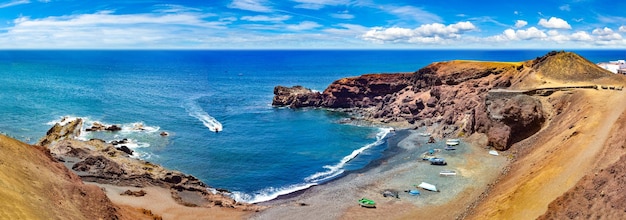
0, 0, 625, 49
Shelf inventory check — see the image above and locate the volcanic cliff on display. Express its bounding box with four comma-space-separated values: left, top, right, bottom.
274, 51, 626, 219
274, 51, 593, 150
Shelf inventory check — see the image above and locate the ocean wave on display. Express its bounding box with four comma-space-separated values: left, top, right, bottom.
304, 127, 393, 182
183, 97, 223, 132
234, 127, 393, 204
231, 182, 318, 204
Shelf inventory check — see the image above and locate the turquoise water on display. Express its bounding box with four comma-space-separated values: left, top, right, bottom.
0, 50, 623, 203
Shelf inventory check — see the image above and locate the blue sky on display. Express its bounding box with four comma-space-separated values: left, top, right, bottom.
0, 0, 625, 49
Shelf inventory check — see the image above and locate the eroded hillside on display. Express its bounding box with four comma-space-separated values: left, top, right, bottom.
0, 134, 120, 219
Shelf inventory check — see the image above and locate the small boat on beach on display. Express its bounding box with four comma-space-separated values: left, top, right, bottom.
408, 189, 420, 196
429, 157, 447, 165
420, 149, 441, 160
439, 170, 457, 176
358, 198, 376, 208
445, 139, 460, 146
417, 182, 438, 192
489, 150, 499, 156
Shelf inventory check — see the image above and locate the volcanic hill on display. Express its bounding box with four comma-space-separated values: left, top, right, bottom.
274, 51, 626, 219
0, 134, 120, 219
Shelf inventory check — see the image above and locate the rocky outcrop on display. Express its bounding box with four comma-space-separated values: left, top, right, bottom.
272, 85, 323, 108
38, 119, 261, 211
86, 122, 122, 132
274, 53, 613, 149
481, 95, 545, 150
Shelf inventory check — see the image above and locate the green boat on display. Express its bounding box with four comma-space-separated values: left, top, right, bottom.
358, 198, 376, 208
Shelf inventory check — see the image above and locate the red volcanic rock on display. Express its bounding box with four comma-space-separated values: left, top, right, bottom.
320, 73, 412, 108
272, 52, 612, 149
484, 95, 545, 150
272, 85, 323, 108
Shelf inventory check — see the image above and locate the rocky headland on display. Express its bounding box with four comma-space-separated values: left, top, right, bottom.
272, 51, 626, 219
36, 118, 260, 212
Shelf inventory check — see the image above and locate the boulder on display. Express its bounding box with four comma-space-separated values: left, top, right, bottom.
426, 97, 438, 107
105, 125, 122, 132
116, 145, 134, 155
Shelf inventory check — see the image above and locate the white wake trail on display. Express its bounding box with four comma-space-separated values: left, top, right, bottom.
184, 97, 223, 132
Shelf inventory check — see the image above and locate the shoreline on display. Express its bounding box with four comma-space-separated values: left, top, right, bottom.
250, 129, 509, 219
263, 129, 411, 203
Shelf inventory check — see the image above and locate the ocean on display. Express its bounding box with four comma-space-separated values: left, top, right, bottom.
0, 50, 624, 203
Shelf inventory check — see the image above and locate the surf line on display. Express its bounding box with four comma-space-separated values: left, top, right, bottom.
233, 127, 394, 204
183, 97, 223, 132
304, 127, 392, 183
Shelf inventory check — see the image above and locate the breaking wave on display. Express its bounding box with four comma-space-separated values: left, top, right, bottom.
232, 127, 393, 204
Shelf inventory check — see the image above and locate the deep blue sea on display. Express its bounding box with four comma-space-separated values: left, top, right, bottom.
0, 50, 624, 203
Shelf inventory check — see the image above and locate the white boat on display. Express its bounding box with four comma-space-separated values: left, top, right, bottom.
489, 150, 499, 156
418, 132, 431, 137
439, 170, 457, 176
445, 139, 460, 146
418, 182, 438, 192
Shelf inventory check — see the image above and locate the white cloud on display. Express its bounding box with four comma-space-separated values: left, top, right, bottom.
292, 0, 349, 10
559, 4, 571, 11
330, 10, 354, 20
228, 0, 273, 13
571, 31, 592, 41
385, 5, 442, 24
361, 21, 476, 44
0, 0, 29, 8
286, 21, 321, 31
241, 15, 291, 22
538, 17, 571, 29
323, 23, 369, 36
514, 20, 528, 28
2, 11, 227, 49
592, 27, 623, 41
494, 27, 547, 41
153, 4, 203, 13
620, 26, 626, 32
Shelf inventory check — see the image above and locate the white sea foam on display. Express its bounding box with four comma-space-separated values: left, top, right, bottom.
46, 115, 86, 126
46, 116, 163, 161
233, 127, 393, 204
304, 127, 393, 182
183, 97, 223, 132
231, 182, 318, 204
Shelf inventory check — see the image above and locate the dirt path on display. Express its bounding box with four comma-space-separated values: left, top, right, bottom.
468, 89, 626, 219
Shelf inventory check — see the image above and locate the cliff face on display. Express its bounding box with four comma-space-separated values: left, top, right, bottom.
273, 51, 615, 150
0, 134, 120, 219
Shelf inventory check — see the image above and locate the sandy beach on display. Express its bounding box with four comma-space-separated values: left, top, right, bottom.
91, 183, 256, 220
250, 129, 508, 219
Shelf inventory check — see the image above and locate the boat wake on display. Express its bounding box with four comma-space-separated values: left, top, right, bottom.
232, 127, 393, 204
183, 97, 223, 132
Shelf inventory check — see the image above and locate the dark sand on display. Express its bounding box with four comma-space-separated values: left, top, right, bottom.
250, 129, 508, 220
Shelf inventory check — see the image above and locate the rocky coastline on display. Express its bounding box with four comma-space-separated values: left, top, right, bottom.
272, 53, 571, 150
36, 118, 261, 212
